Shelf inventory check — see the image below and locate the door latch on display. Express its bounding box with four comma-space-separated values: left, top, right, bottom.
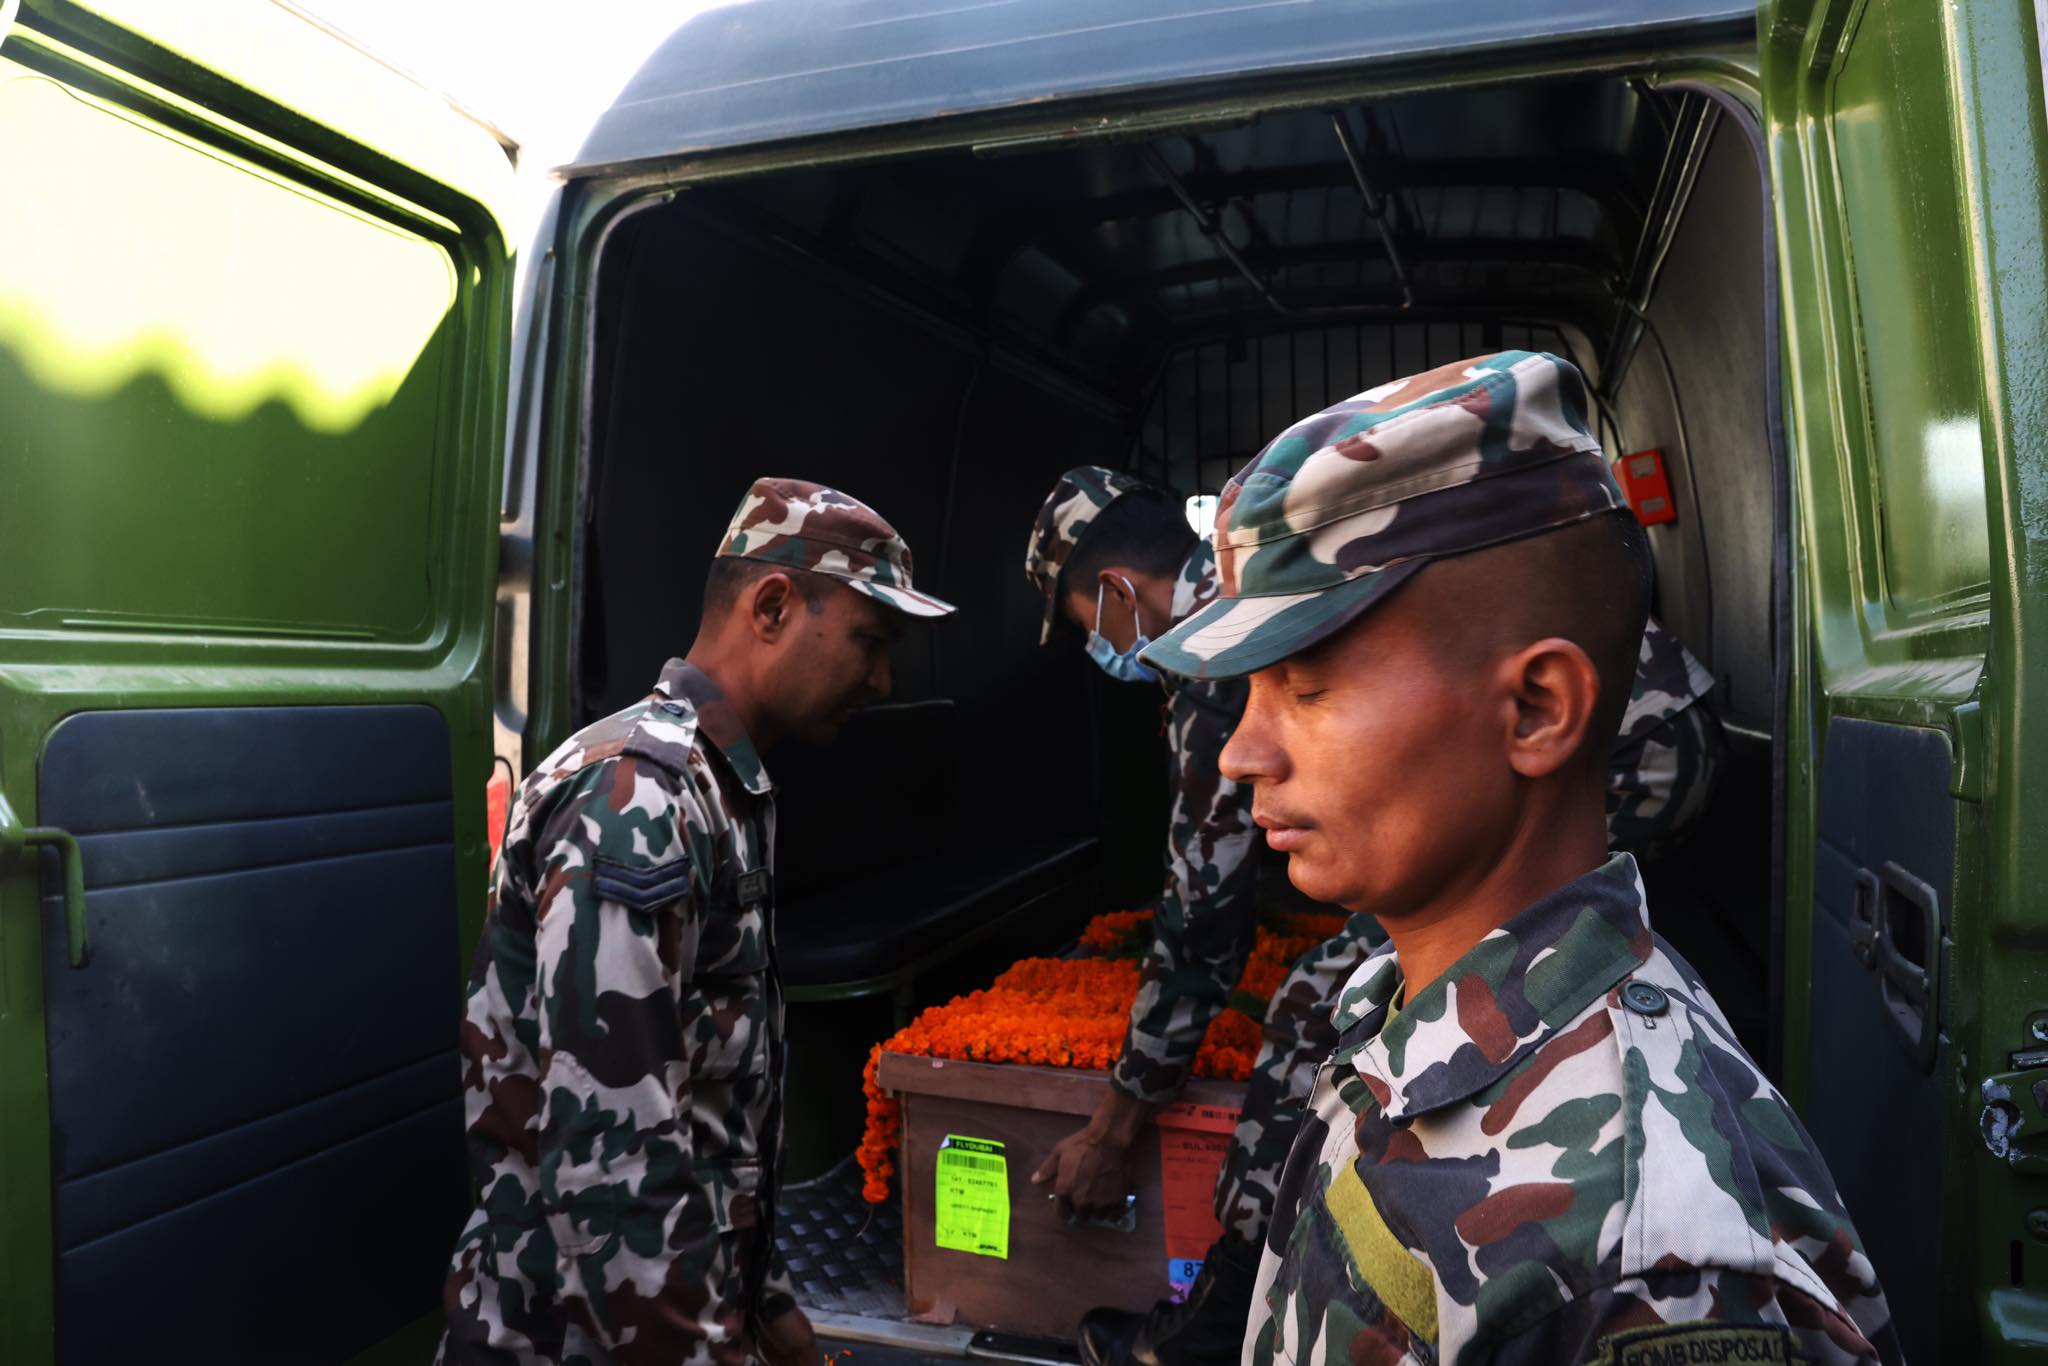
1983, 1047, 2048, 1177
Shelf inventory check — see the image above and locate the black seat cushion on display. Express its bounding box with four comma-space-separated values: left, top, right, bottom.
778, 834, 1098, 988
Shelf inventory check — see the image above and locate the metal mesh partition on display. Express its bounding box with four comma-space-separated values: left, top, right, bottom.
1129, 321, 1586, 495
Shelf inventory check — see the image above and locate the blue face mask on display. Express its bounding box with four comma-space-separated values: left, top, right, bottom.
1085, 576, 1160, 685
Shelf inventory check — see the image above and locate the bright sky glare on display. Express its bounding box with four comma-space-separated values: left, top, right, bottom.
289, 1, 735, 172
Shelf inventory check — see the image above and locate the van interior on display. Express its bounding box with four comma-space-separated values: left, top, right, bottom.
572, 67, 1781, 1316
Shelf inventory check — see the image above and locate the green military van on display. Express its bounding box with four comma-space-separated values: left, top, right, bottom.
4, 0, 2044, 1360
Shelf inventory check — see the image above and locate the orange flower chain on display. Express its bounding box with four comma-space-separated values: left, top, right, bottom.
858, 907, 1348, 1202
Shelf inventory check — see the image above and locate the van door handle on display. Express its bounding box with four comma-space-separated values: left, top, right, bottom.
1849, 868, 1881, 967
0, 787, 89, 967
1869, 861, 1941, 1074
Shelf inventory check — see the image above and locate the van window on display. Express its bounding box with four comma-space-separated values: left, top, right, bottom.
1830, 0, 1992, 619
0, 71, 459, 642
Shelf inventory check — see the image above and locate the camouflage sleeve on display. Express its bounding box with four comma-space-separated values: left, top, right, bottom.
527, 756, 734, 1363
1111, 677, 1261, 1103
1605, 702, 1726, 858
1490, 1270, 1894, 1366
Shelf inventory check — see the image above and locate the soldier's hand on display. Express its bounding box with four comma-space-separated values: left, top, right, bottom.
1031, 1090, 1159, 1220
759, 1305, 821, 1366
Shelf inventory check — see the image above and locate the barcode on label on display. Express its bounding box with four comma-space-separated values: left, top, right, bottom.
943, 1154, 1007, 1174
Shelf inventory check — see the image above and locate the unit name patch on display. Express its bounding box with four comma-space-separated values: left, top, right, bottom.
1588, 1324, 1805, 1366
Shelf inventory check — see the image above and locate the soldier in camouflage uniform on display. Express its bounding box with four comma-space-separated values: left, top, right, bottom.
441, 478, 954, 1366
1140, 351, 1897, 1365
1023, 470, 1264, 1216
1023, 456, 1720, 1364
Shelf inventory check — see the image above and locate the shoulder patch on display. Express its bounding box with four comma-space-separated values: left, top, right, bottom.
592, 853, 694, 911
620, 699, 700, 778
1586, 1323, 1801, 1366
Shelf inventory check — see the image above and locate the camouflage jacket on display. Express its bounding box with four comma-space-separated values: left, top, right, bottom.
1245, 854, 1898, 1366
1112, 539, 1264, 1104
441, 660, 793, 1366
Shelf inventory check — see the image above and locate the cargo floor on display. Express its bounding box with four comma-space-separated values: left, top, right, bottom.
785, 1157, 1083, 1366
782, 1155, 908, 1320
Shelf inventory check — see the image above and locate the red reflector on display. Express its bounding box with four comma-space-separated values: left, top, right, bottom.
1613, 448, 1677, 527
486, 768, 513, 867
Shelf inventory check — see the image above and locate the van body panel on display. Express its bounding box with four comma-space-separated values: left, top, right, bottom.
566, 0, 1754, 173
1764, 0, 2048, 1355
0, 4, 512, 1359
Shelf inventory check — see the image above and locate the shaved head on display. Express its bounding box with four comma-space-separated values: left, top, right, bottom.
1404, 511, 1652, 767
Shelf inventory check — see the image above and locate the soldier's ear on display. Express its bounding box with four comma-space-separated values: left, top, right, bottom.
748, 572, 799, 641
1501, 637, 1600, 779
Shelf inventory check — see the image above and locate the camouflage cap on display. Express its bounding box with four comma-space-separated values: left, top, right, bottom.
1141, 351, 1626, 680
718, 477, 956, 618
1022, 465, 1152, 643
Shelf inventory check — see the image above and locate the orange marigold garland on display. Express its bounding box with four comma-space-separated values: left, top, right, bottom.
1076, 908, 1154, 957
856, 908, 1352, 1203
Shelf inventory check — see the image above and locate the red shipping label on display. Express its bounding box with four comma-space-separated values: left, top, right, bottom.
1159, 1125, 1232, 1298
1158, 1100, 1239, 1134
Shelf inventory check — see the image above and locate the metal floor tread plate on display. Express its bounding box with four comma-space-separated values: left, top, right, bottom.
781, 1155, 907, 1320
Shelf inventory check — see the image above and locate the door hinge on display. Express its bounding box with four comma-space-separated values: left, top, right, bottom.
0, 784, 90, 967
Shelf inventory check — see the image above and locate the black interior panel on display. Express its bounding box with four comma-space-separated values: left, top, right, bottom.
38, 704, 464, 1365
1808, 717, 1953, 1366
1639, 725, 1771, 1062
774, 699, 1099, 987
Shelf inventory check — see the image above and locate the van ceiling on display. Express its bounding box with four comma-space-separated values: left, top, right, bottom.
568, 0, 1752, 170
715, 78, 1707, 393
586, 75, 1763, 733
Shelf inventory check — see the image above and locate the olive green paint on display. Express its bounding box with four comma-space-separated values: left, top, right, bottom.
0, 3, 511, 1358
1764, 0, 2048, 1353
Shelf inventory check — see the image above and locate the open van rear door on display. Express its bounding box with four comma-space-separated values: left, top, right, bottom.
0, 3, 512, 1360
1763, 0, 2048, 1358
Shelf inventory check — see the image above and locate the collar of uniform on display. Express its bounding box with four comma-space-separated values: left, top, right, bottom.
1333, 853, 1653, 1122
1169, 539, 1220, 627
653, 659, 773, 796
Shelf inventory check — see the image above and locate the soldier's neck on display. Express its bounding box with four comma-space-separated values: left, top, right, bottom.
681, 639, 780, 753
1380, 791, 1608, 999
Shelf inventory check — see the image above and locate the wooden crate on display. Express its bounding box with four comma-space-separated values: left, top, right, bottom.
876, 1052, 1245, 1341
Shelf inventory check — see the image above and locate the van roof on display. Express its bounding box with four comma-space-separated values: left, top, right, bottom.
566, 0, 1753, 176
